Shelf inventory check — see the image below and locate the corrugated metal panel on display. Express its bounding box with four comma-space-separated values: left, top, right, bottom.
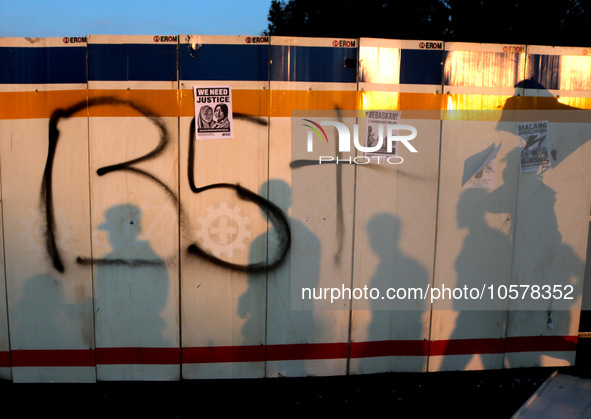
0, 36, 95, 383
179, 35, 271, 379
351, 38, 442, 375
429, 41, 525, 372
0, 157, 9, 380
270, 36, 357, 378
87, 35, 180, 381
504, 44, 591, 369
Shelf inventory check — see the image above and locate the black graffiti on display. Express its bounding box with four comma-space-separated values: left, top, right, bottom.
42, 97, 178, 272
333, 108, 346, 264
288, 107, 348, 264
186, 117, 291, 272
76, 257, 166, 267
42, 97, 290, 273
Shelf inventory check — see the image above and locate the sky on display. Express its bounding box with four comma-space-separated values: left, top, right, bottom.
0, 0, 273, 38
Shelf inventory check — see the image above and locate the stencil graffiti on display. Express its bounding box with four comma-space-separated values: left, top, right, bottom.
186, 117, 291, 272
196, 202, 252, 259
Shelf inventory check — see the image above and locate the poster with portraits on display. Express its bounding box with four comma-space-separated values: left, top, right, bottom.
193, 86, 233, 139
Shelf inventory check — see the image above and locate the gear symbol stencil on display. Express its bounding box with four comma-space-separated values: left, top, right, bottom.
196, 202, 252, 259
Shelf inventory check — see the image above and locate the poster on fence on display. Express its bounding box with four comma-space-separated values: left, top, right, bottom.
463, 143, 502, 189
365, 110, 401, 159
193, 86, 233, 139
517, 121, 551, 173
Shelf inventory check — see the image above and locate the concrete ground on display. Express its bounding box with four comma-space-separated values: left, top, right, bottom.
0, 367, 572, 418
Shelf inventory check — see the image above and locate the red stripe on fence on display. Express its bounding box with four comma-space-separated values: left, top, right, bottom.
266, 343, 349, 361
0, 351, 11, 368
429, 338, 506, 356
429, 336, 578, 356
182, 345, 265, 363
182, 342, 349, 364
95, 347, 180, 365
505, 335, 578, 353
350, 340, 430, 358
11, 349, 95, 367
5, 336, 578, 367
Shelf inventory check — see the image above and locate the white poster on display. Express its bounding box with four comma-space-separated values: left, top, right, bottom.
193, 86, 233, 139
365, 110, 401, 159
517, 120, 551, 173
463, 143, 502, 189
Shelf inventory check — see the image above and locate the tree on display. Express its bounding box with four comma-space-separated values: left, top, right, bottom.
266, 0, 591, 46
265, 0, 450, 39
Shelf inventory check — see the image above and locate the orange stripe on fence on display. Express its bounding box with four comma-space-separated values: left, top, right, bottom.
0, 89, 457, 120
2, 89, 590, 121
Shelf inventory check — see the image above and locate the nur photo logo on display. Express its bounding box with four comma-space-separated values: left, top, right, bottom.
301, 111, 418, 165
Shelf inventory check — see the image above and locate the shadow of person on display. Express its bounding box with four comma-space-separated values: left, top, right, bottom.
238, 179, 321, 377
493, 150, 584, 366
492, 83, 588, 366
501, 78, 576, 111
13, 274, 89, 349
94, 204, 170, 349
364, 213, 429, 372
497, 78, 586, 170
439, 189, 513, 371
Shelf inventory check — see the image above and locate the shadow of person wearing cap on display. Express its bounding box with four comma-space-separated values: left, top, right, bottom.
94, 204, 170, 350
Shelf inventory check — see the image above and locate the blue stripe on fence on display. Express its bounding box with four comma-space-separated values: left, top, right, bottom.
179, 44, 269, 82
269, 45, 357, 83
399, 49, 443, 85
88, 43, 178, 82
525, 54, 561, 91
0, 46, 87, 84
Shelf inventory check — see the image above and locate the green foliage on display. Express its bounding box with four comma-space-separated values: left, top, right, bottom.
265, 0, 591, 47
